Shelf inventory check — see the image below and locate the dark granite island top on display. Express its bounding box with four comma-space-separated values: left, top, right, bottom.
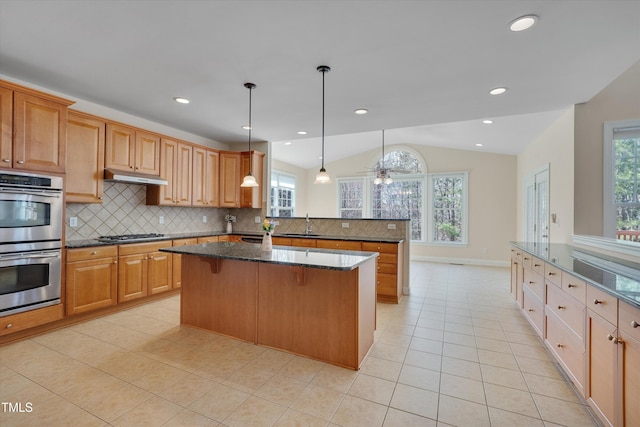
164, 241, 378, 370
160, 241, 379, 270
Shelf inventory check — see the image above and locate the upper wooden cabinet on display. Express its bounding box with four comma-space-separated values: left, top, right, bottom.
219, 151, 241, 207
192, 146, 220, 207
105, 123, 160, 176
241, 150, 265, 208
66, 111, 105, 203
0, 81, 73, 173
147, 138, 192, 205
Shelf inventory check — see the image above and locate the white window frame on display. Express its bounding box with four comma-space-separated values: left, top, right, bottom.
270, 170, 296, 217
337, 177, 368, 218
426, 171, 468, 245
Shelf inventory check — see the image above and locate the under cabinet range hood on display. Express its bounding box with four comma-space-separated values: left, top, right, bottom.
104, 169, 168, 186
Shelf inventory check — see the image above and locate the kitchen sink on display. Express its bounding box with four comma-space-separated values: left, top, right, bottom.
281, 233, 320, 238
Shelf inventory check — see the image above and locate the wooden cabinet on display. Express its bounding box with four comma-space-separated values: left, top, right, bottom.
105, 123, 160, 176
197, 236, 219, 244
0, 81, 72, 173
361, 241, 403, 304
172, 238, 198, 288
619, 301, 640, 427
66, 112, 105, 203
240, 150, 265, 208
317, 239, 362, 251
587, 308, 617, 426
192, 147, 219, 207
118, 241, 172, 302
65, 246, 118, 315
219, 151, 241, 207
510, 248, 524, 308
147, 138, 192, 205
0, 304, 64, 337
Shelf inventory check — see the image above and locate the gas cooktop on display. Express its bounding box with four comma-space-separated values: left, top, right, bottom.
97, 233, 165, 242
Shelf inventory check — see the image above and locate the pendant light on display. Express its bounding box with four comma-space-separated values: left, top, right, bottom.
314, 65, 332, 184
240, 82, 259, 188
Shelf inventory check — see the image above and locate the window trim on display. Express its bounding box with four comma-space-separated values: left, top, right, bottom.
426, 171, 469, 245
270, 169, 297, 217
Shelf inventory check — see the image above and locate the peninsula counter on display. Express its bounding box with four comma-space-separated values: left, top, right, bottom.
161, 242, 379, 370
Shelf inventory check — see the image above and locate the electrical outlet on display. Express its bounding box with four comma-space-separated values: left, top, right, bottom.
202, 215, 207, 223
255, 216, 261, 223
387, 223, 396, 230
159, 216, 164, 224
342, 223, 349, 228
69, 217, 78, 227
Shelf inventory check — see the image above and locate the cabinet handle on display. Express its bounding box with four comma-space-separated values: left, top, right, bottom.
556, 343, 564, 348
2, 158, 10, 163
567, 284, 576, 288
606, 334, 621, 344
5, 323, 12, 329
91, 251, 97, 255
528, 308, 534, 312
593, 299, 603, 305
17, 160, 25, 164
524, 257, 529, 260
632, 320, 639, 328
548, 272, 556, 276
529, 281, 534, 284
557, 305, 565, 310
113, 261, 118, 264
534, 263, 541, 267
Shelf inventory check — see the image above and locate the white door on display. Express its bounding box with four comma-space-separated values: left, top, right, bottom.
524, 166, 550, 254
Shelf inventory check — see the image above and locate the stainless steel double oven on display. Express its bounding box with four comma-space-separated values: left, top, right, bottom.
0, 170, 63, 316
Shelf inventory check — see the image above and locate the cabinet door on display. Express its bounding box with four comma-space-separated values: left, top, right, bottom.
620, 332, 640, 427
13, 91, 67, 172
66, 112, 105, 203
176, 142, 192, 204
156, 138, 179, 205
147, 251, 172, 295
240, 150, 264, 208
172, 238, 197, 288
0, 86, 12, 166
66, 257, 117, 315
219, 151, 241, 207
205, 149, 220, 206
106, 123, 135, 171
135, 131, 160, 175
118, 254, 147, 302
587, 310, 617, 427
192, 146, 206, 206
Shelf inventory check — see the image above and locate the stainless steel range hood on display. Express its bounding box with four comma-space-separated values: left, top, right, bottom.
104, 169, 168, 186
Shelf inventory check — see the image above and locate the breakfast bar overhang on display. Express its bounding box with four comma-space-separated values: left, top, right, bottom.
161, 242, 378, 370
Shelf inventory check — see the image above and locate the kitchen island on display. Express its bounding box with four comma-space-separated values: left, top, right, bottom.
161, 242, 378, 370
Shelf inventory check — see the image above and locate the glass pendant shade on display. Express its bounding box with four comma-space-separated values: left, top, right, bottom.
314, 168, 332, 184
373, 177, 382, 185
240, 173, 258, 187
384, 176, 393, 185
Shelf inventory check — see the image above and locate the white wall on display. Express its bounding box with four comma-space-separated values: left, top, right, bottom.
517, 107, 575, 244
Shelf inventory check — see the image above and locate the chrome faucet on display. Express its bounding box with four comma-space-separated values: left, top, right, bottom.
305, 213, 313, 235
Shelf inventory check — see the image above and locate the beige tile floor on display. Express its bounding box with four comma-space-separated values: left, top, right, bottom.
0, 262, 601, 426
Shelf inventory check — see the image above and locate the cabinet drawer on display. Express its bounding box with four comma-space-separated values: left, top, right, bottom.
586, 285, 618, 325
619, 300, 640, 342
510, 248, 523, 263
173, 238, 197, 246
523, 287, 544, 337
0, 304, 64, 336
561, 271, 587, 305
197, 236, 219, 243
522, 253, 533, 268
377, 263, 397, 274
545, 263, 562, 287
523, 267, 545, 300
317, 239, 362, 251
67, 245, 118, 262
546, 283, 585, 342
291, 238, 316, 247
272, 237, 291, 246
377, 272, 398, 288
362, 242, 398, 254
531, 256, 545, 276
545, 309, 585, 390
377, 253, 398, 265
119, 240, 172, 256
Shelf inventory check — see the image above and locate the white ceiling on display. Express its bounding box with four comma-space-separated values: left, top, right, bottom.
1, 0, 639, 169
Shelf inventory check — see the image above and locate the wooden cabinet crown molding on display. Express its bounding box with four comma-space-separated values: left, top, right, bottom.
0, 80, 74, 107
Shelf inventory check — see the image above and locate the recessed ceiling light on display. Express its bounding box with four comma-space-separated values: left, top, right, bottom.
297, 131, 307, 135
489, 87, 508, 95
354, 108, 368, 115
284, 141, 292, 146
482, 119, 493, 124
241, 125, 251, 130
509, 15, 539, 32
173, 97, 190, 104
475, 143, 484, 147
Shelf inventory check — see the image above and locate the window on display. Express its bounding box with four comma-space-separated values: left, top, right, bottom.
339, 179, 364, 218
338, 148, 425, 241
270, 171, 296, 217
427, 172, 468, 244
604, 121, 640, 241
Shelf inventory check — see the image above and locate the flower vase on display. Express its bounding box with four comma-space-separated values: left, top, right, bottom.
226, 222, 232, 233
262, 232, 272, 251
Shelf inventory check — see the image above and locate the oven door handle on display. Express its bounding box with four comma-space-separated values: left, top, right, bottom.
0, 251, 61, 261
0, 188, 62, 198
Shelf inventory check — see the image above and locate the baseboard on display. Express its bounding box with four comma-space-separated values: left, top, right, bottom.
410, 255, 510, 268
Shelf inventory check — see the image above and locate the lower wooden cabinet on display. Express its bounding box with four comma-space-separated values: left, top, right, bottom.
587, 308, 617, 427
172, 238, 198, 288
361, 241, 403, 303
118, 241, 172, 302
66, 246, 118, 315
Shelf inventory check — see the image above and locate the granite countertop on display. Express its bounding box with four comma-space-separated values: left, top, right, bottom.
65, 231, 404, 248
511, 242, 640, 308
160, 241, 379, 271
